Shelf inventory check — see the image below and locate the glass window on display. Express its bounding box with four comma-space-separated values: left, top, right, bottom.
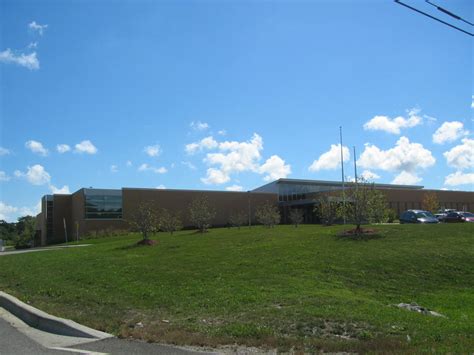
84, 190, 122, 219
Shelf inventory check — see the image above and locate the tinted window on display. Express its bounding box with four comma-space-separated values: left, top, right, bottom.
447, 213, 458, 218
461, 212, 474, 217
85, 194, 122, 219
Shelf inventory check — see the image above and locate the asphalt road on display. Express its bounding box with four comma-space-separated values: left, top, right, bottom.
0, 317, 69, 355
0, 315, 211, 355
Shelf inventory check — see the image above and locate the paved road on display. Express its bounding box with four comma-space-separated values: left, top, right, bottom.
0, 317, 69, 355
0, 312, 211, 355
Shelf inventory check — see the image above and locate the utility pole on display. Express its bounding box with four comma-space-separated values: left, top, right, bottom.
340, 126, 346, 224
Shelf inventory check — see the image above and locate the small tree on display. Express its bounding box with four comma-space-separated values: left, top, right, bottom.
255, 202, 280, 228
160, 209, 183, 235
229, 211, 247, 229
316, 193, 339, 226
288, 209, 304, 227
367, 190, 388, 224
14, 216, 36, 249
422, 192, 439, 214
128, 203, 159, 241
188, 196, 216, 233
337, 178, 382, 235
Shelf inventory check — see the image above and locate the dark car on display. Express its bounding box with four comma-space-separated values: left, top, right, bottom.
400, 210, 439, 224
444, 211, 474, 223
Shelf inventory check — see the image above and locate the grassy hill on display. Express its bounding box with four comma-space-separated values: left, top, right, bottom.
0, 224, 473, 353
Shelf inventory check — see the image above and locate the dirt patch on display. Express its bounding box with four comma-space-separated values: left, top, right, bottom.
337, 228, 382, 240
136, 239, 158, 246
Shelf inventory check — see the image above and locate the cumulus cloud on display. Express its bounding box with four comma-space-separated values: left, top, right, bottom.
201, 134, 263, 185
29, 21, 48, 35
443, 138, 474, 170
358, 136, 435, 173
308, 144, 350, 172
433, 121, 469, 144
56, 144, 71, 153
190, 121, 209, 131
25, 140, 48, 156
185, 136, 218, 155
259, 155, 291, 182
444, 171, 474, 186
225, 184, 243, 191
0, 200, 41, 222
0, 147, 10, 155
360, 170, 380, 181
49, 184, 70, 194
144, 144, 161, 157
74, 140, 97, 154
0, 171, 10, 182
392, 171, 422, 185
363, 108, 422, 134
138, 164, 167, 174
14, 164, 51, 185
0, 49, 39, 70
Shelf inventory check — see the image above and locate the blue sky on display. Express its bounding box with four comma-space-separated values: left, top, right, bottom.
1, 0, 472, 221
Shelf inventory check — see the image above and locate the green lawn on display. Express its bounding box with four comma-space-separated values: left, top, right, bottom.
0, 224, 473, 353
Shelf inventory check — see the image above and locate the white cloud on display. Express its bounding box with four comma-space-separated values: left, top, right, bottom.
29, 21, 48, 35
0, 147, 10, 155
74, 140, 97, 154
363, 108, 422, 134
308, 144, 350, 172
138, 164, 167, 174
358, 136, 435, 173
259, 155, 291, 182
359, 170, 380, 181
56, 144, 71, 153
0, 49, 39, 70
49, 184, 70, 194
218, 130, 227, 136
201, 168, 230, 184
226, 184, 243, 191
201, 134, 263, 185
190, 121, 209, 131
0, 201, 41, 222
14, 164, 51, 185
433, 121, 469, 144
0, 171, 10, 182
444, 171, 474, 186
110, 165, 118, 173
156, 185, 166, 189
443, 138, 474, 170
185, 136, 218, 154
126, 160, 133, 167
144, 144, 161, 157
25, 140, 48, 156
471, 95, 474, 109
28, 42, 38, 49
391, 171, 422, 185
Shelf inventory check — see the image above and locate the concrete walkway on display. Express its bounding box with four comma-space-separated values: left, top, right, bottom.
0, 244, 91, 256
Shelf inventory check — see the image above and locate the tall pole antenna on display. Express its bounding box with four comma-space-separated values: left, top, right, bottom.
353, 146, 358, 185
340, 126, 346, 224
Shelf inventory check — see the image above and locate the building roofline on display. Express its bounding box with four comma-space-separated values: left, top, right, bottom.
254, 178, 424, 190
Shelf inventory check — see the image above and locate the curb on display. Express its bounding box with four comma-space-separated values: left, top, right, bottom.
0, 291, 113, 339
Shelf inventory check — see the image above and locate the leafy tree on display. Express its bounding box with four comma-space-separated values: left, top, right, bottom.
159, 209, 183, 235
229, 211, 247, 229
316, 193, 339, 226
0, 220, 17, 242
422, 191, 440, 214
128, 203, 159, 241
367, 190, 388, 223
255, 202, 280, 228
14, 216, 36, 249
385, 209, 398, 223
337, 178, 385, 235
288, 209, 304, 227
188, 196, 216, 233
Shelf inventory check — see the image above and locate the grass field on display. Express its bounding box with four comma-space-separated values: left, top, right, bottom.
0, 224, 473, 353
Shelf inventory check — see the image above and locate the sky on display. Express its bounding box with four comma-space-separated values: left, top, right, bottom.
0, 0, 473, 222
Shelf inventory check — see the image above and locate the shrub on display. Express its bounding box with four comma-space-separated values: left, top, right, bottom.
255, 203, 280, 228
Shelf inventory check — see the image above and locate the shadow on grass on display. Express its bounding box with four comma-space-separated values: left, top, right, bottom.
335, 228, 385, 241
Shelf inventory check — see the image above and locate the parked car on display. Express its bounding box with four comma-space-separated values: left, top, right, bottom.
444, 211, 474, 223
400, 210, 439, 224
